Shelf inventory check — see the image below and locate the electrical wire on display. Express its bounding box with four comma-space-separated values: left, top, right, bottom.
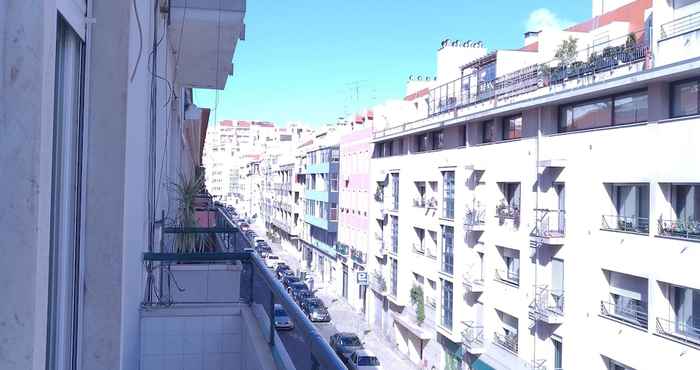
129, 0, 143, 82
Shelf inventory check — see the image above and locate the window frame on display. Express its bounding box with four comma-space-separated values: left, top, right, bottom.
670, 78, 700, 118
503, 114, 523, 140
558, 89, 649, 133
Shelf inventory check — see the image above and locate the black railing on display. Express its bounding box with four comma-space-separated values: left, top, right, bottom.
144, 207, 347, 370
600, 300, 648, 329
601, 215, 649, 234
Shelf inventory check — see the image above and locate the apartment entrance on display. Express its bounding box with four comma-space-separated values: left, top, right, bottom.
342, 264, 349, 299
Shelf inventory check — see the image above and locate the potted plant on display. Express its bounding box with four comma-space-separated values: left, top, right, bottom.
170, 173, 215, 253
410, 285, 426, 326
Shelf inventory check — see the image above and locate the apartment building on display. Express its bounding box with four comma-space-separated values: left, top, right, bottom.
367, 1, 700, 369
335, 125, 374, 314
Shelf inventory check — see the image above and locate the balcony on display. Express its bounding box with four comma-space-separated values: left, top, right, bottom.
373, 33, 650, 140
464, 205, 486, 232
529, 286, 564, 325
601, 215, 649, 234
658, 218, 700, 241
370, 271, 388, 296
412, 197, 426, 208
600, 300, 648, 330
656, 317, 700, 347
494, 269, 519, 287
335, 242, 350, 257
350, 248, 366, 265
412, 242, 426, 255
143, 210, 345, 370
461, 322, 485, 354
462, 272, 485, 293
168, 0, 246, 89
531, 209, 566, 245
495, 203, 520, 228
493, 332, 518, 354
660, 11, 700, 41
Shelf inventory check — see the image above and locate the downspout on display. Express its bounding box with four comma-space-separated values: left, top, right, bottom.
533, 106, 542, 369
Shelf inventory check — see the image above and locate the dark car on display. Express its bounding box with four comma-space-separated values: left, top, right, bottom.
275, 263, 291, 278
329, 333, 364, 363
294, 289, 314, 305
287, 281, 309, 295
301, 297, 331, 322
282, 275, 300, 289
278, 269, 294, 281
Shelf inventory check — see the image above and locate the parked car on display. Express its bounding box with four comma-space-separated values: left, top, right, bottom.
278, 269, 294, 281
282, 275, 300, 289
288, 281, 309, 296
347, 350, 382, 370
300, 297, 330, 322
275, 263, 291, 277
294, 289, 314, 305
265, 255, 281, 269
273, 304, 294, 331
329, 333, 364, 363
240, 222, 249, 230
254, 237, 266, 244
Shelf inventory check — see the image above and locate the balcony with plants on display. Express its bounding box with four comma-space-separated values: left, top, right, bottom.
370, 270, 388, 296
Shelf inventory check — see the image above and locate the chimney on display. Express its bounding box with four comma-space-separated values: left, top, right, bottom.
524, 30, 541, 46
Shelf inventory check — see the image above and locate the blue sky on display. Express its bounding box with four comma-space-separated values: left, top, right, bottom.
194, 0, 590, 127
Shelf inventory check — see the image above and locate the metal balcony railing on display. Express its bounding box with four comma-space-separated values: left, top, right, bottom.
494, 269, 520, 286
493, 332, 518, 354
464, 206, 486, 228
660, 10, 700, 40
531, 285, 565, 319
462, 321, 484, 347
373, 30, 650, 139
533, 209, 566, 238
335, 242, 350, 256
463, 272, 484, 289
601, 215, 649, 234
600, 300, 648, 329
144, 207, 347, 370
656, 317, 700, 346
658, 218, 700, 240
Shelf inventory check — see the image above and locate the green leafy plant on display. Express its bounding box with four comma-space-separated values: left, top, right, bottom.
554, 36, 578, 66
409, 285, 425, 325
169, 172, 212, 253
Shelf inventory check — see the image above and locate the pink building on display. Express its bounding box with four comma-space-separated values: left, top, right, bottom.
336, 125, 373, 313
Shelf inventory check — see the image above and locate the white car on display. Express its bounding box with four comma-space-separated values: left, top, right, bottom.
347, 350, 382, 370
265, 255, 281, 269
273, 304, 294, 330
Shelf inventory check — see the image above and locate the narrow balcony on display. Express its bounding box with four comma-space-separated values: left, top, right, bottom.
495, 203, 520, 228
412, 196, 426, 208
461, 321, 485, 354
531, 209, 566, 245
350, 248, 366, 265
464, 204, 486, 233
657, 218, 700, 241
493, 332, 518, 354
529, 286, 564, 325
462, 272, 485, 293
656, 317, 700, 348
143, 209, 345, 370
335, 242, 350, 257
601, 215, 649, 234
530, 359, 547, 370
494, 269, 520, 287
659, 10, 700, 41
412, 242, 425, 255
600, 300, 648, 330
370, 271, 388, 296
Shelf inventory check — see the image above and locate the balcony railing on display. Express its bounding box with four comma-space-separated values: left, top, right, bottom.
462, 321, 484, 349
531, 286, 564, 321
144, 209, 346, 370
533, 209, 566, 238
462, 271, 484, 292
413, 197, 426, 208
658, 218, 700, 240
600, 300, 648, 329
413, 242, 426, 255
601, 215, 649, 234
656, 317, 700, 346
373, 31, 650, 139
660, 10, 700, 40
464, 206, 486, 229
493, 332, 518, 354
496, 203, 520, 227
350, 248, 366, 265
335, 242, 350, 256
495, 269, 520, 286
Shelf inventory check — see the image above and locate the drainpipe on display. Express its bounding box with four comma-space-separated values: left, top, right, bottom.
533, 106, 542, 370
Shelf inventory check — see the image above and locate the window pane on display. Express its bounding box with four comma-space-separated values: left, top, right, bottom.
483, 120, 497, 143
614, 92, 648, 125
672, 81, 699, 117
504, 115, 522, 139
572, 98, 613, 130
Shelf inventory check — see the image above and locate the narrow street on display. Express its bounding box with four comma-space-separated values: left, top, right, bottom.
253, 223, 419, 370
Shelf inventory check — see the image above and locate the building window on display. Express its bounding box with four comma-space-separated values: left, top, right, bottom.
383, 141, 392, 157
602, 271, 648, 329
659, 184, 700, 239
442, 171, 455, 219
391, 258, 398, 297
671, 79, 699, 118
392, 173, 400, 210
559, 91, 648, 132
460, 124, 467, 146
602, 184, 649, 234
49, 16, 86, 370
329, 202, 337, 221
665, 285, 700, 342
553, 338, 563, 370
416, 133, 430, 152
441, 280, 453, 329
497, 182, 521, 222
441, 225, 454, 275
391, 216, 399, 254
503, 115, 523, 140
330, 172, 338, 192
482, 120, 498, 143
398, 138, 404, 154
494, 310, 518, 353
432, 131, 444, 150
